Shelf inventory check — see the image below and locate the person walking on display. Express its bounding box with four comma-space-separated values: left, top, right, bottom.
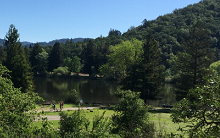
53, 103, 56, 110
60, 102, 63, 110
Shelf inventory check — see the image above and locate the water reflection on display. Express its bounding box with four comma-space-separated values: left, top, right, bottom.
34, 78, 177, 107
147, 83, 177, 107
34, 77, 119, 104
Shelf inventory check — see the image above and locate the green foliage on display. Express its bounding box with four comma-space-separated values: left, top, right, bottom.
64, 56, 81, 73
176, 21, 214, 93
30, 43, 43, 74
33, 117, 59, 138
59, 109, 87, 137
53, 66, 69, 75
48, 42, 64, 72
35, 50, 49, 75
59, 108, 111, 137
88, 111, 112, 137
66, 89, 79, 103
171, 76, 220, 137
4, 24, 34, 93
100, 38, 143, 80
112, 90, 155, 137
108, 28, 122, 36
82, 39, 97, 75
121, 32, 164, 100
0, 46, 6, 64
210, 60, 220, 75
0, 64, 42, 137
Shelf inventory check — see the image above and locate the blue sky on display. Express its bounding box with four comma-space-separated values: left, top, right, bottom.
0, 0, 201, 43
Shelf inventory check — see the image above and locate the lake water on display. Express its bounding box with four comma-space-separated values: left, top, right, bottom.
34, 77, 177, 107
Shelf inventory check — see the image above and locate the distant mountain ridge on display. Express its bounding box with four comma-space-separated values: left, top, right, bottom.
0, 38, 89, 47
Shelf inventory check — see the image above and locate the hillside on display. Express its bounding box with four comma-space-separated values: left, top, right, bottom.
0, 38, 89, 47
121, 0, 220, 66
53, 0, 220, 74
1, 0, 220, 75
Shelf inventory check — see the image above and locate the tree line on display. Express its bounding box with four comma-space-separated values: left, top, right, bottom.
1, 0, 220, 136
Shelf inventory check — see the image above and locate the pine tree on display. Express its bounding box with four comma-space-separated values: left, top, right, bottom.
48, 42, 64, 72
140, 32, 164, 100
30, 43, 42, 74
121, 32, 164, 101
0, 46, 6, 64
176, 21, 214, 93
4, 24, 34, 93
82, 40, 96, 74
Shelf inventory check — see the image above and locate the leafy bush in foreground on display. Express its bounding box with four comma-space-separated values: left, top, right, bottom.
112, 90, 156, 138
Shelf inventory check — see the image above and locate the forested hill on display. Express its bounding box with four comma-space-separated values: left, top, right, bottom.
1, 0, 220, 76
121, 0, 220, 65
0, 38, 89, 47
47, 0, 220, 75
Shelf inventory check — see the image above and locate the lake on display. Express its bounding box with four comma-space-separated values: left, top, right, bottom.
34, 77, 177, 107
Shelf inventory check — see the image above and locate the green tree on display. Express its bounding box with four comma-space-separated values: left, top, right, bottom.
140, 32, 164, 100
48, 42, 64, 72
0, 64, 42, 137
100, 39, 143, 80
59, 110, 87, 137
30, 43, 42, 74
0, 46, 6, 64
108, 29, 122, 36
35, 49, 48, 75
53, 66, 69, 75
112, 90, 155, 137
171, 76, 220, 137
82, 39, 97, 75
210, 60, 220, 75
176, 21, 214, 93
59, 109, 111, 137
4, 24, 34, 93
121, 32, 164, 101
64, 56, 81, 73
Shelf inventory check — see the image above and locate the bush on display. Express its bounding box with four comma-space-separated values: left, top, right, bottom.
53, 66, 69, 75
59, 108, 112, 137
0, 64, 43, 137
112, 90, 156, 138
59, 109, 86, 137
171, 76, 220, 137
65, 89, 79, 103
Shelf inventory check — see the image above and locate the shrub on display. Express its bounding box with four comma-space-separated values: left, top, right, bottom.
112, 90, 156, 138
53, 67, 69, 75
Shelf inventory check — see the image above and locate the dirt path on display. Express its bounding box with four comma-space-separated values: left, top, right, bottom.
36, 107, 99, 121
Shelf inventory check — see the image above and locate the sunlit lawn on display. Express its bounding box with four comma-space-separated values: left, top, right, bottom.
34, 106, 188, 137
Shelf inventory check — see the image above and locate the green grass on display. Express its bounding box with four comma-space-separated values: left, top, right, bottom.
149, 112, 187, 137
36, 103, 97, 111
34, 108, 188, 137
34, 109, 114, 130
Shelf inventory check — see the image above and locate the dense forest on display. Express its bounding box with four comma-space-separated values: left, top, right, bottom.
2, 0, 220, 137
0, 0, 219, 91
1, 0, 220, 78
0, 0, 220, 96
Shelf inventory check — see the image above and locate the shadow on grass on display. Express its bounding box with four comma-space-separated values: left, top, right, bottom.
148, 108, 173, 113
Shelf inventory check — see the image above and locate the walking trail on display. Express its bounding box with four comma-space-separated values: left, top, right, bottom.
36, 107, 99, 121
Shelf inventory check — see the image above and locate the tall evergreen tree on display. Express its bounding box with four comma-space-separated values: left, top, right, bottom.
176, 21, 214, 93
4, 24, 34, 93
48, 42, 64, 72
82, 40, 96, 74
121, 32, 164, 101
30, 43, 42, 74
140, 32, 164, 100
0, 46, 6, 64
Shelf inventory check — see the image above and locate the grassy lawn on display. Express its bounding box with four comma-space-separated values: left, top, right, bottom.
36, 103, 81, 110
34, 107, 188, 137
149, 111, 187, 137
